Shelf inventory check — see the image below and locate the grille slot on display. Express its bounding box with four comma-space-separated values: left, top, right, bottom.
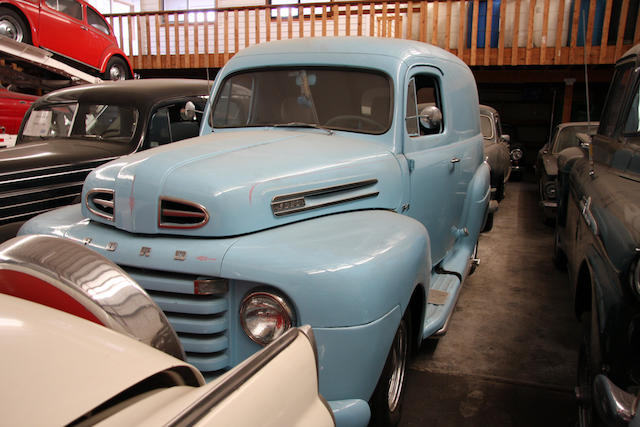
124, 268, 230, 379
159, 197, 209, 229
86, 189, 115, 221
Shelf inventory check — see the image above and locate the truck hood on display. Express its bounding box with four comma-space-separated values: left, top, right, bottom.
82, 129, 403, 237
0, 140, 123, 174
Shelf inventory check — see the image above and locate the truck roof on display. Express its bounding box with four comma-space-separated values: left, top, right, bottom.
231, 36, 465, 67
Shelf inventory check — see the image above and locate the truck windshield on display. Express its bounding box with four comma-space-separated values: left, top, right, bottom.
211, 68, 392, 135
21, 103, 138, 143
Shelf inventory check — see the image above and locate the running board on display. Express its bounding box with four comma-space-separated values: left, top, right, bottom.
422, 271, 462, 339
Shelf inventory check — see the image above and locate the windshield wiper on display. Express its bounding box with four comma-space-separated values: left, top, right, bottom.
273, 122, 334, 136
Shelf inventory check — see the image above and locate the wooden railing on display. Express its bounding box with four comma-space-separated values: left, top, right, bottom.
105, 0, 640, 71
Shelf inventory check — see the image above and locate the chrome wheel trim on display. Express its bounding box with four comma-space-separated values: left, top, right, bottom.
387, 319, 408, 412
0, 16, 23, 42
108, 63, 125, 81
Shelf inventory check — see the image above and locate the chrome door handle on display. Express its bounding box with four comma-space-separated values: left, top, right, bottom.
451, 157, 461, 163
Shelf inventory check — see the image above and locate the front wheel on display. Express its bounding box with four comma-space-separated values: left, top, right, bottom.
103, 57, 130, 81
369, 309, 411, 426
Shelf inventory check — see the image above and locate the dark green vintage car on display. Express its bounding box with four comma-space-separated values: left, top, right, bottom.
554, 43, 640, 426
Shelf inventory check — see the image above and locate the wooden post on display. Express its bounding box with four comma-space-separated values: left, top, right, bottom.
562, 78, 576, 122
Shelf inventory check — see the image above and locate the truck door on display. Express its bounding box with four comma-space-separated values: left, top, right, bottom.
402, 67, 464, 265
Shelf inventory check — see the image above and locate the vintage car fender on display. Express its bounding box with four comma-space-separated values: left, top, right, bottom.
556, 147, 587, 226
19, 205, 429, 418
0, 234, 185, 359
0, 1, 40, 45
440, 160, 490, 275
97, 51, 133, 74
221, 209, 430, 327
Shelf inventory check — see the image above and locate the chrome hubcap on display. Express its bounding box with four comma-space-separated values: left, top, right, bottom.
387, 319, 407, 412
109, 65, 124, 81
0, 17, 23, 42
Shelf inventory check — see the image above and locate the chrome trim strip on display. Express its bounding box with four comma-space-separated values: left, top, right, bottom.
0, 235, 185, 360
271, 179, 379, 217
273, 192, 379, 216
158, 197, 210, 229
272, 178, 378, 202
86, 188, 115, 222
0, 159, 116, 181
167, 327, 300, 427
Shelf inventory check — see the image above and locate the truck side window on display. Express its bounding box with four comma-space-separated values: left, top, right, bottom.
623, 83, 640, 135
600, 63, 634, 138
406, 75, 443, 137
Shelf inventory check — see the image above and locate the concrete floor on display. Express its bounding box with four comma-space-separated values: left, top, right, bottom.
401, 180, 582, 426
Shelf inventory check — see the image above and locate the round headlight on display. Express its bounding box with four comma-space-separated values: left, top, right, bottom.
544, 182, 557, 199
511, 148, 523, 161
240, 291, 295, 346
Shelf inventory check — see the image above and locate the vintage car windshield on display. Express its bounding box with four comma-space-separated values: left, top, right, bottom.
553, 124, 597, 153
21, 103, 139, 143
211, 68, 392, 134
480, 115, 494, 140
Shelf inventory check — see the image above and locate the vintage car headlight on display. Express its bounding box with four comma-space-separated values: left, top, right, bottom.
544, 182, 557, 200
240, 291, 295, 346
511, 148, 523, 161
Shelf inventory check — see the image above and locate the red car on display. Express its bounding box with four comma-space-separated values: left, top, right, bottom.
0, 0, 132, 80
0, 87, 37, 147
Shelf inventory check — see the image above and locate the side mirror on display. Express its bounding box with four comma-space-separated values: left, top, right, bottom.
576, 132, 592, 150
501, 134, 510, 143
181, 101, 197, 121
593, 374, 638, 425
418, 105, 442, 132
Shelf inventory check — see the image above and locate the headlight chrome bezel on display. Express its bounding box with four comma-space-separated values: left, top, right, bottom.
544, 181, 557, 200
511, 148, 523, 161
240, 291, 295, 346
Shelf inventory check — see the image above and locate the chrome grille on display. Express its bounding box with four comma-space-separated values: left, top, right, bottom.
124, 267, 230, 379
0, 163, 100, 225
159, 197, 209, 229
86, 189, 115, 221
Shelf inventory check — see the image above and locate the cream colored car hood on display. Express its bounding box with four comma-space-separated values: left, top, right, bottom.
1, 294, 200, 426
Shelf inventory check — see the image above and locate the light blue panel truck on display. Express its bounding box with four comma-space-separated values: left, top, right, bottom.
20, 37, 490, 426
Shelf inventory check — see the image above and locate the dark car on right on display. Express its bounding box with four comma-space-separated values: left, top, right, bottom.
536, 121, 598, 222
554, 43, 640, 426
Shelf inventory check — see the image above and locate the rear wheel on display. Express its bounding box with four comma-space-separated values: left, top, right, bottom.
0, 8, 30, 44
577, 289, 604, 427
369, 309, 411, 426
103, 57, 130, 81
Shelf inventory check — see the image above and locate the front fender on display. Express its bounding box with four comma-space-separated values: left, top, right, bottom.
98, 52, 133, 74
222, 209, 430, 328
462, 161, 490, 242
